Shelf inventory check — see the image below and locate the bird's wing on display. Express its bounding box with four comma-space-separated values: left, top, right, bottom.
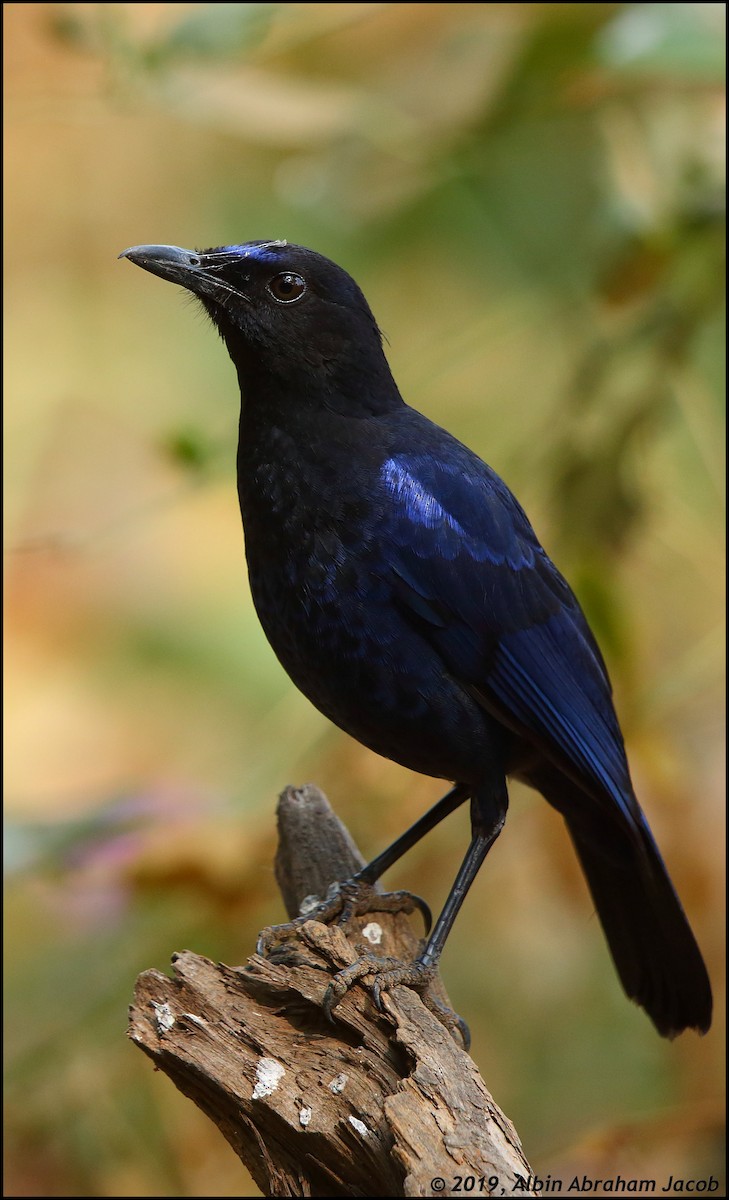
378, 451, 638, 826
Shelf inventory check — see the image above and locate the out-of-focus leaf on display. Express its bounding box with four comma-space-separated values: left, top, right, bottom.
161, 426, 217, 473
149, 3, 280, 65
596, 3, 726, 80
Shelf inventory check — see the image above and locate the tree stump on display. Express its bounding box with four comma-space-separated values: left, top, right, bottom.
129, 784, 534, 1197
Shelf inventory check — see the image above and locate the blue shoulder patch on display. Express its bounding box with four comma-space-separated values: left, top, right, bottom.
380, 454, 536, 569
381, 458, 467, 535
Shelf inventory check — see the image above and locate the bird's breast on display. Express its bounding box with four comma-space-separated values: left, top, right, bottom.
238, 464, 501, 782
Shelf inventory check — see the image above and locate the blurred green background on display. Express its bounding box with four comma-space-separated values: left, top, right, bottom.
4, 3, 725, 1196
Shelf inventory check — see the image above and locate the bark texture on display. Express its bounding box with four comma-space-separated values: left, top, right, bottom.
129, 784, 534, 1197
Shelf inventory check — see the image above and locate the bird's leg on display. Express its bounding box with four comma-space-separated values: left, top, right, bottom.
256, 783, 470, 954
323, 784, 509, 1048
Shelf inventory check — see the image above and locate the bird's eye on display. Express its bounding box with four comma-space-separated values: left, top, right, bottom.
267, 272, 306, 304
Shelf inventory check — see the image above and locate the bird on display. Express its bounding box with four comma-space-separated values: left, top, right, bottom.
120, 239, 712, 1041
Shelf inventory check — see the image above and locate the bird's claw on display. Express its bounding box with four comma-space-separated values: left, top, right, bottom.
332, 880, 432, 935
322, 952, 390, 1022
255, 879, 466, 1044
255, 884, 348, 957
367, 888, 432, 936
256, 878, 432, 959
325, 953, 470, 1048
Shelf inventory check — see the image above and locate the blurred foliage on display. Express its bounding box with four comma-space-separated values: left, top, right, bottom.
4, 3, 725, 1197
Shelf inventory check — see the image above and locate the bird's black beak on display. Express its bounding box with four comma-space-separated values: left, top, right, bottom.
119, 244, 204, 284
119, 244, 245, 306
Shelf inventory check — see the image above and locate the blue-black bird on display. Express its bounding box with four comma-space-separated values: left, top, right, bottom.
120, 239, 712, 1040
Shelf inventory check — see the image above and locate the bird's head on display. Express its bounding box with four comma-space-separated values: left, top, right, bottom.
120, 240, 399, 413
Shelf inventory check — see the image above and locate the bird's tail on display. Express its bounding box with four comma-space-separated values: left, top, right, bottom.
526, 767, 712, 1037
567, 818, 712, 1037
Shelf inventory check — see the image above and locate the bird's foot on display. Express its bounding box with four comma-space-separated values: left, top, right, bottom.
324, 953, 471, 1049
256, 877, 431, 957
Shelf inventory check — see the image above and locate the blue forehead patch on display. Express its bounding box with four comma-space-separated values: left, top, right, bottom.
220, 240, 289, 262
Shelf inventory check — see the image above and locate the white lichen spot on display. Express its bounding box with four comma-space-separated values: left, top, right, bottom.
328, 1073, 348, 1094
348, 1116, 369, 1137
181, 1013, 207, 1029
151, 1001, 175, 1033
299, 892, 322, 917
252, 1057, 285, 1100
299, 1106, 312, 1127
362, 922, 383, 945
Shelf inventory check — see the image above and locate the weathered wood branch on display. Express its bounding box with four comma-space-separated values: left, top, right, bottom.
129, 784, 534, 1197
